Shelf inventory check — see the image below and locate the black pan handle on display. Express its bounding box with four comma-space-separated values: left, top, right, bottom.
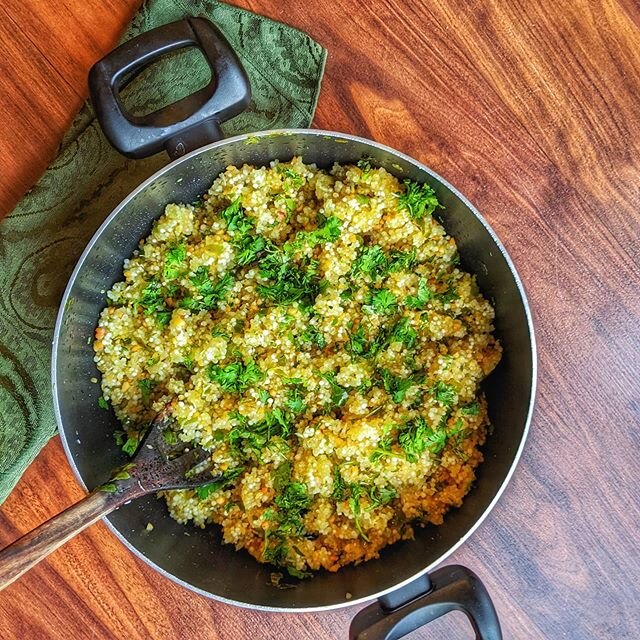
349, 565, 502, 640
88, 17, 251, 160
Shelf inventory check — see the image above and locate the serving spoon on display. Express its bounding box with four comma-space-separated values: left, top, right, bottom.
0, 410, 218, 591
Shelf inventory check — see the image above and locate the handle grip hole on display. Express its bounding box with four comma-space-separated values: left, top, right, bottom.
118, 46, 214, 123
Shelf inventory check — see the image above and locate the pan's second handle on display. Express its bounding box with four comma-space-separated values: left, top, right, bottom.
89, 17, 251, 160
0, 488, 128, 590
349, 565, 502, 640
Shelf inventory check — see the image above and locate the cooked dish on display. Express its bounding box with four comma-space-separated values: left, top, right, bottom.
94, 158, 501, 577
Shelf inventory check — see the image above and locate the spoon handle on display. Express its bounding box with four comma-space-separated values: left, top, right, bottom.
0, 488, 127, 590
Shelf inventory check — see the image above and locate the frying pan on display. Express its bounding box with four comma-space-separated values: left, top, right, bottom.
52, 18, 536, 639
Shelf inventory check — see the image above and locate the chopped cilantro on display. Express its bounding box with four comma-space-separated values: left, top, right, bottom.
162, 428, 178, 445
348, 483, 368, 541
379, 368, 423, 403
235, 234, 267, 266
351, 245, 417, 280
227, 408, 293, 459
275, 481, 311, 514
273, 460, 292, 492
298, 324, 326, 349
285, 383, 307, 414
388, 248, 417, 273
366, 289, 397, 314
284, 215, 341, 253
220, 198, 252, 235
397, 413, 462, 462
366, 484, 397, 509
207, 359, 264, 393
351, 245, 388, 280
436, 287, 459, 304
331, 466, 347, 500
357, 157, 373, 175
196, 466, 244, 499
278, 166, 305, 190
320, 372, 349, 408
406, 278, 432, 309
460, 402, 480, 416
370, 428, 396, 463
397, 179, 442, 220
346, 325, 368, 356
137, 379, 154, 406
122, 434, 139, 457
181, 356, 195, 373
98, 396, 109, 410
432, 381, 457, 406
257, 251, 324, 307
389, 317, 417, 349
179, 268, 233, 312
138, 279, 172, 326
163, 242, 186, 280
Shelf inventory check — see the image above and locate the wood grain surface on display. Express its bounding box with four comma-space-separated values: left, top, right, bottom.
1, 0, 639, 638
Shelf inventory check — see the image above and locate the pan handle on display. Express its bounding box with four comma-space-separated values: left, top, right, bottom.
349, 565, 502, 640
89, 17, 251, 160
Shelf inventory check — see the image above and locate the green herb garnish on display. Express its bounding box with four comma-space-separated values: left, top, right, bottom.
278, 167, 305, 190
436, 286, 459, 304
397, 179, 442, 220
366, 289, 397, 314
207, 359, 264, 393
460, 402, 480, 416
98, 396, 109, 410
388, 248, 417, 273
179, 268, 233, 312
432, 381, 457, 406
285, 383, 307, 414
298, 324, 326, 349
320, 371, 349, 408
389, 317, 417, 349
397, 413, 463, 462
221, 198, 252, 235
331, 466, 347, 500
138, 279, 172, 326
284, 215, 341, 254
379, 368, 423, 403
122, 434, 139, 457
162, 428, 178, 445
163, 242, 186, 280
406, 277, 432, 309
357, 157, 373, 175
137, 379, 154, 406
257, 251, 324, 307
348, 483, 368, 541
196, 466, 245, 499
370, 428, 396, 463
351, 245, 388, 280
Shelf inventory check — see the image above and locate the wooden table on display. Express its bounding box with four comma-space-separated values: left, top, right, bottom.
1, 1, 639, 638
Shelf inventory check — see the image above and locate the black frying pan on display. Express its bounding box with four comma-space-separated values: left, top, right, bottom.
52, 18, 536, 639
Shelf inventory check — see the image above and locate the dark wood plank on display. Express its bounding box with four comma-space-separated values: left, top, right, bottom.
0, 0, 140, 218
0, 0, 639, 638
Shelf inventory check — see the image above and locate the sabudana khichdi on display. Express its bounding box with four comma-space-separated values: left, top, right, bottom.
94, 157, 501, 578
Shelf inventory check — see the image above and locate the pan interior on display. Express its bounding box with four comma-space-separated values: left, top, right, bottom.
53, 131, 534, 610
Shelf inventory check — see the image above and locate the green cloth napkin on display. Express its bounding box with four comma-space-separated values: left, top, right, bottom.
0, 0, 326, 504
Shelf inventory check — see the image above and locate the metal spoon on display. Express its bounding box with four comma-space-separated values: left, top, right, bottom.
0, 409, 218, 591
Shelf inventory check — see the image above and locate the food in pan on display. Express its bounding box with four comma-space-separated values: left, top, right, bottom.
93, 158, 501, 577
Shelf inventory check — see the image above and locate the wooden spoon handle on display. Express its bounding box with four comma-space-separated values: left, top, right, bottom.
0, 489, 122, 590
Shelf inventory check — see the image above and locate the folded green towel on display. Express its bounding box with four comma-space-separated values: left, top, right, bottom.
0, 0, 326, 504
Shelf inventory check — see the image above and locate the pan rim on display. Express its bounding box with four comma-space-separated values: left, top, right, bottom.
52, 127, 537, 612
